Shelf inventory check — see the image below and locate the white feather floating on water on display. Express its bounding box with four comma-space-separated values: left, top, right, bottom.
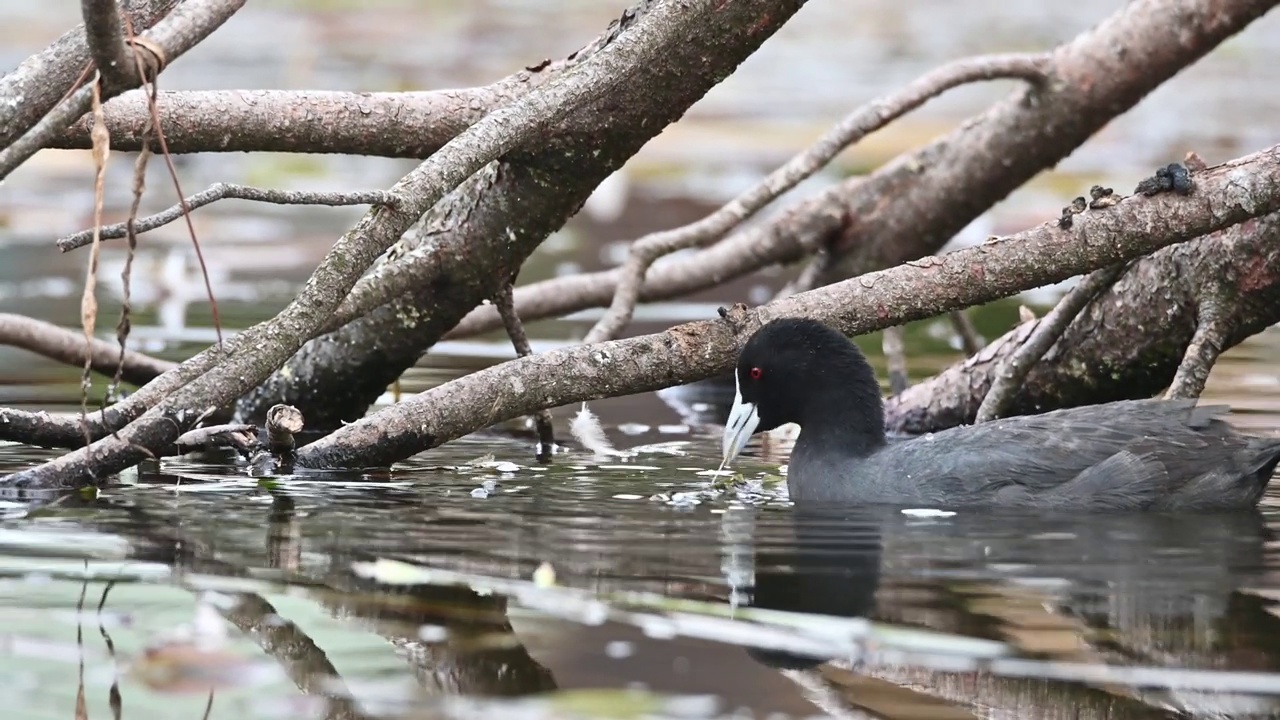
570, 402, 628, 457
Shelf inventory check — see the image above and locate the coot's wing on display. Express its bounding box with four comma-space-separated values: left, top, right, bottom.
883, 399, 1234, 505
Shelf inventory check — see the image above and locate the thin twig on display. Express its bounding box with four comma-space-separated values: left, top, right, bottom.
80, 0, 141, 87
582, 52, 1050, 344
975, 262, 1132, 423
883, 326, 909, 395
1165, 297, 1233, 399
58, 184, 403, 251
495, 281, 556, 460
949, 310, 984, 355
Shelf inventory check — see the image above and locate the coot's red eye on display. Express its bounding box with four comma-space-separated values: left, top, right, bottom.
749, 366, 763, 380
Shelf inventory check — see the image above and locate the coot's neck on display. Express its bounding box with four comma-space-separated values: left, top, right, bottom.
794, 354, 886, 459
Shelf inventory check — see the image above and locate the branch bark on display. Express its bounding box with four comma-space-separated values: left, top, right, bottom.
885, 209, 1280, 433
2, 0, 811, 486
47, 88, 551, 157
0, 0, 176, 149
446, 0, 1277, 340
232, 0, 811, 428
294, 144, 1280, 469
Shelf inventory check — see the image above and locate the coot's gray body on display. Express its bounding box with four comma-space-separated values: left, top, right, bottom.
722, 318, 1280, 511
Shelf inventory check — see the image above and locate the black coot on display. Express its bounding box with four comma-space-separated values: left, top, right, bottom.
721, 318, 1280, 510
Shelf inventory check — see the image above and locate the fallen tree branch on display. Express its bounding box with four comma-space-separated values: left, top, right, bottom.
3, 0, 810, 486
885, 208, 1280, 433
446, 0, 1275, 339
0, 314, 175, 388
294, 144, 1280, 469
973, 261, 1130, 423
47, 87, 555, 157
57, 184, 402, 252
581, 52, 1049, 343
0, 0, 176, 149
233, 0, 811, 428
0, 0, 247, 180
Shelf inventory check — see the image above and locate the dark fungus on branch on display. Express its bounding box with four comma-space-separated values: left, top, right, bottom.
1136, 162, 1194, 196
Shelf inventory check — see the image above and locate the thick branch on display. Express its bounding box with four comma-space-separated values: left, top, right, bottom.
0, 0, 246, 180
885, 210, 1280, 433
581, 53, 1049, 343
48, 87, 552, 157
447, 0, 1276, 338
0, 0, 176, 149
295, 144, 1280, 468
57, 184, 401, 252
0, 313, 175, 386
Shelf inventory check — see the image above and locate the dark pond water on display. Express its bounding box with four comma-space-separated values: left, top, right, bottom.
4, 0, 1280, 718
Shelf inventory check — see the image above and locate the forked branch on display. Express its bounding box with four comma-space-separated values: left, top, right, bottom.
581, 52, 1049, 344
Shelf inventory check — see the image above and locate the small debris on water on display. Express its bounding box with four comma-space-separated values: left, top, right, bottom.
902, 508, 956, 518
417, 625, 448, 641
605, 640, 634, 658
533, 561, 557, 588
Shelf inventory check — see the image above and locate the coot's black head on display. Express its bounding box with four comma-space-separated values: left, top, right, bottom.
722, 317, 885, 465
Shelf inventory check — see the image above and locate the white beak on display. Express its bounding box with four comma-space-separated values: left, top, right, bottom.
721, 374, 760, 466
